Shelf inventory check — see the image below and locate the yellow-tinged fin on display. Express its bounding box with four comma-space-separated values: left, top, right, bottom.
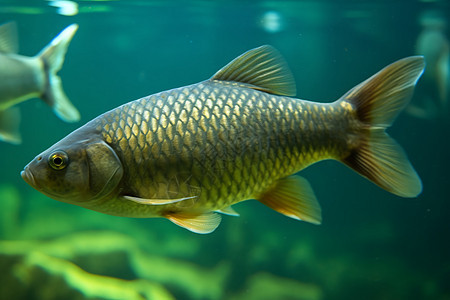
258, 176, 322, 225
215, 206, 240, 217
341, 56, 425, 127
0, 21, 18, 54
340, 56, 425, 197
165, 212, 222, 234
123, 195, 197, 206
211, 45, 297, 96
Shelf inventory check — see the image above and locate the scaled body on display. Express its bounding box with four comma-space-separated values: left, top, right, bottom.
22, 46, 424, 233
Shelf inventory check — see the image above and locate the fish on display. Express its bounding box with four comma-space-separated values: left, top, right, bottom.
408, 11, 449, 119
0, 22, 80, 144
21, 45, 425, 234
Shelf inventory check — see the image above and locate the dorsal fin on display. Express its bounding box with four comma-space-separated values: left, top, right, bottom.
211, 45, 297, 96
0, 21, 18, 54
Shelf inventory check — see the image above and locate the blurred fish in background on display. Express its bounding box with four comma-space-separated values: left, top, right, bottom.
48, 0, 79, 16
408, 10, 449, 119
0, 22, 80, 144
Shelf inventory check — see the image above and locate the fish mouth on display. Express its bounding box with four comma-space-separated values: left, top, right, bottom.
21, 167, 37, 188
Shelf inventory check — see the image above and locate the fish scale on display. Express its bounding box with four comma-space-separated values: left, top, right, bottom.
22, 45, 424, 233
94, 80, 344, 215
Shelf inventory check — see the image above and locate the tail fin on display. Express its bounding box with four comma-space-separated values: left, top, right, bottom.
339, 56, 425, 197
0, 107, 21, 144
38, 24, 80, 122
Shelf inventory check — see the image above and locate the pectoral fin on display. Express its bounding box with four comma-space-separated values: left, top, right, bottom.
165, 212, 222, 234
123, 195, 197, 206
258, 175, 322, 225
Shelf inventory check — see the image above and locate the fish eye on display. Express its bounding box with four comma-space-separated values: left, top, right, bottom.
48, 150, 69, 170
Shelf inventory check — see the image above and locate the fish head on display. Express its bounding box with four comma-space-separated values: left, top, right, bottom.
21, 133, 123, 205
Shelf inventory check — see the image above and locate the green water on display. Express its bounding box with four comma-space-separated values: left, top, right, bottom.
1, 1, 449, 299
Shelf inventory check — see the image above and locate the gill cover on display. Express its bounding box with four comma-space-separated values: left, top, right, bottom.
85, 141, 123, 200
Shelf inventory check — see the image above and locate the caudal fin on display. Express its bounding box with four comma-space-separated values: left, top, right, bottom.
339, 56, 425, 197
38, 24, 80, 122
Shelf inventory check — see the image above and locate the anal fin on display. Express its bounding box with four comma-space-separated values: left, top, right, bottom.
165, 212, 222, 234
0, 106, 21, 144
258, 175, 322, 225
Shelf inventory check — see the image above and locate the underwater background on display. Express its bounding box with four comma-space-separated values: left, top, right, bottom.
1, 0, 449, 299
